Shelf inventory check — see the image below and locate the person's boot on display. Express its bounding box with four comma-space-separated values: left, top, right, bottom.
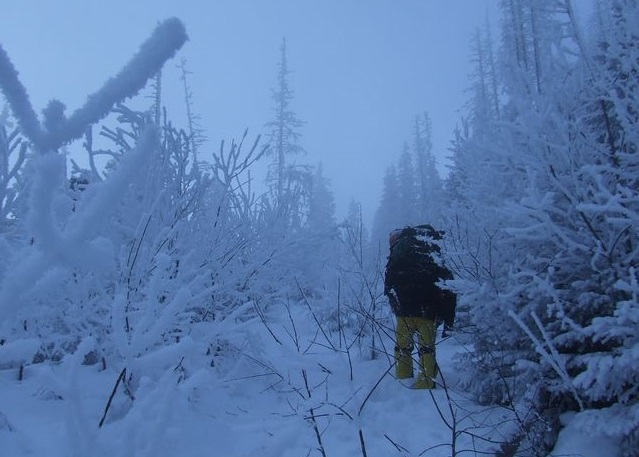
414, 346, 436, 389
395, 345, 414, 379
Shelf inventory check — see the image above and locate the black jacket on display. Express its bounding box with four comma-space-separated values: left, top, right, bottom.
384, 227, 456, 324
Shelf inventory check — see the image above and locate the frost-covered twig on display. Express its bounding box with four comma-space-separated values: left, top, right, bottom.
336, 279, 355, 381
253, 298, 282, 345
302, 368, 328, 457
283, 298, 301, 352
296, 277, 337, 352
358, 364, 394, 416
99, 367, 128, 428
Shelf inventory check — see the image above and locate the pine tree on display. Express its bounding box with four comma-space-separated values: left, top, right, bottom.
396, 142, 418, 224
306, 162, 336, 234
412, 113, 443, 224
265, 37, 307, 226
343, 198, 368, 259
372, 165, 402, 245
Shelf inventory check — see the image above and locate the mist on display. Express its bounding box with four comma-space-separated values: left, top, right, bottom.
1, 1, 636, 456
0, 0, 502, 224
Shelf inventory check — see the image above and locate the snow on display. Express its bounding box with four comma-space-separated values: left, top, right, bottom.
0, 3, 636, 456
0, 338, 40, 367
0, 307, 519, 457
552, 412, 621, 457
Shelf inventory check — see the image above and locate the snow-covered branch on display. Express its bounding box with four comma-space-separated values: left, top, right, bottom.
0, 18, 187, 153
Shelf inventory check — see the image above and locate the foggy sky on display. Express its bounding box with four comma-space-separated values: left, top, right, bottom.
0, 0, 500, 225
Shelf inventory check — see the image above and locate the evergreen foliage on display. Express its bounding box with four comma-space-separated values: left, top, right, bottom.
372, 113, 445, 246
264, 37, 309, 231
439, 0, 639, 453
370, 1, 638, 453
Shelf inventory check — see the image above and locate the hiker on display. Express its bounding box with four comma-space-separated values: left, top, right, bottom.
383, 224, 456, 389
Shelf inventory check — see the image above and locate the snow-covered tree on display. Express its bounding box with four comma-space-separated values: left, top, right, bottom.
443, 1, 639, 453
412, 113, 443, 224
306, 162, 336, 233
264, 37, 309, 231
372, 164, 402, 246
395, 142, 418, 224
373, 113, 447, 249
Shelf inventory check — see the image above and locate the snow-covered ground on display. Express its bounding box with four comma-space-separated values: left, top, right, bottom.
0, 303, 620, 456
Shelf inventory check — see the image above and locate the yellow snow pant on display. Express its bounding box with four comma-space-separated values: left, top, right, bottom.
394, 316, 437, 389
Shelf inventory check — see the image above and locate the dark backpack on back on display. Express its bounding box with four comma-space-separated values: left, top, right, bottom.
385, 225, 455, 319
387, 226, 441, 286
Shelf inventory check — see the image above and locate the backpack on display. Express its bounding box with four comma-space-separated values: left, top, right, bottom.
385, 225, 456, 320
384, 225, 457, 318
387, 225, 442, 287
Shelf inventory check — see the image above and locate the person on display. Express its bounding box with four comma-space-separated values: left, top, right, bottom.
384, 224, 456, 389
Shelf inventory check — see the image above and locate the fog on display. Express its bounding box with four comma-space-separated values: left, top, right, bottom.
0, 0, 499, 224
1, 2, 635, 455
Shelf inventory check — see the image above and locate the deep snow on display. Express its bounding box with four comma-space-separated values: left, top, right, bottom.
0, 303, 621, 456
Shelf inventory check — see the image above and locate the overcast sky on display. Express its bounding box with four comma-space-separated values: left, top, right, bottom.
0, 0, 501, 225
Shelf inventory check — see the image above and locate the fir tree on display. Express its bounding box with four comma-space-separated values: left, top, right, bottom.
372, 165, 402, 245
306, 162, 336, 234
412, 113, 443, 224
265, 37, 307, 227
396, 142, 418, 224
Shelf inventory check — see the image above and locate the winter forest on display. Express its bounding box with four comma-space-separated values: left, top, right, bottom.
0, 1, 638, 456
